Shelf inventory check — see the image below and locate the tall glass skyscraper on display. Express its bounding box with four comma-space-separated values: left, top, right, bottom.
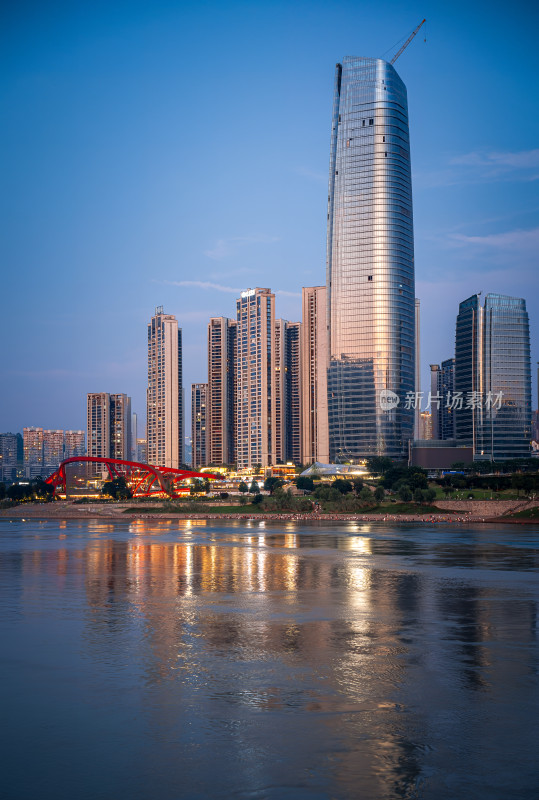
326, 57, 415, 461
455, 293, 531, 460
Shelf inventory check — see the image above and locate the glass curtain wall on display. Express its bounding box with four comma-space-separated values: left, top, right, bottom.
326, 57, 415, 461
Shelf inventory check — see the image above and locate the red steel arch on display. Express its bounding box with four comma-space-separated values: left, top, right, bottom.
45, 457, 219, 498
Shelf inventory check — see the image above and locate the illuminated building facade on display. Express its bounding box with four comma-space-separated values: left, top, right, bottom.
326, 57, 415, 461
147, 307, 184, 468
301, 286, 329, 464
87, 394, 110, 461
207, 317, 236, 465
235, 288, 275, 469
23, 427, 44, 479
191, 383, 208, 469
109, 393, 131, 461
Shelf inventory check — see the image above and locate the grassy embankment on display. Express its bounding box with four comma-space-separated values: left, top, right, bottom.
122, 501, 452, 516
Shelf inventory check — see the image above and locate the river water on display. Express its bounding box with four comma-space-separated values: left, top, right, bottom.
1, 518, 538, 800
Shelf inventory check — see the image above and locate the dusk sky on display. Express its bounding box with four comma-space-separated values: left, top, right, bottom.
2, 0, 538, 435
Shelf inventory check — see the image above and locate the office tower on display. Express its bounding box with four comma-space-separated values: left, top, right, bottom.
43, 430, 64, 473
64, 430, 85, 459
415, 299, 421, 439
110, 394, 131, 460
191, 383, 208, 469
419, 412, 432, 440
301, 286, 329, 464
439, 358, 456, 439
131, 413, 138, 460
147, 307, 184, 468
274, 319, 288, 464
455, 293, 531, 460
235, 288, 275, 469
208, 317, 236, 465
429, 365, 440, 440
286, 321, 302, 464
326, 57, 415, 461
136, 438, 147, 463
23, 427, 44, 478
0, 433, 18, 483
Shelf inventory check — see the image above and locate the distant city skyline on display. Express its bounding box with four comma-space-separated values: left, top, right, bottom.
1, 1, 538, 434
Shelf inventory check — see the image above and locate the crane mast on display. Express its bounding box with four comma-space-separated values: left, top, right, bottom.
390, 19, 426, 65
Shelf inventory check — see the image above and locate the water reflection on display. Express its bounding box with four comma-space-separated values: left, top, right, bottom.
1, 521, 539, 799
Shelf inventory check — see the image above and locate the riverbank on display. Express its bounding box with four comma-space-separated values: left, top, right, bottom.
2, 499, 538, 524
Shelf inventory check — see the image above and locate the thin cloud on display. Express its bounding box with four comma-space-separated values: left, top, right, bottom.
451, 149, 539, 169
157, 279, 300, 298
161, 280, 240, 293
415, 149, 539, 190
295, 166, 327, 183
450, 226, 539, 252
204, 234, 279, 260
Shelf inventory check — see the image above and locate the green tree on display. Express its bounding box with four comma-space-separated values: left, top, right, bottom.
249, 479, 259, 494
366, 456, 392, 476
296, 476, 315, 492
398, 484, 412, 503
102, 476, 132, 500
263, 476, 284, 494
333, 478, 353, 494
353, 477, 364, 494
413, 488, 425, 504
424, 488, 437, 504
442, 485, 455, 498
359, 486, 374, 504
238, 480, 248, 496
374, 485, 385, 503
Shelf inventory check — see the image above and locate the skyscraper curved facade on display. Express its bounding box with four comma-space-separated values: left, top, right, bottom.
326, 57, 415, 461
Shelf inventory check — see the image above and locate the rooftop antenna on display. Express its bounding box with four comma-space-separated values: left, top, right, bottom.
389, 19, 426, 65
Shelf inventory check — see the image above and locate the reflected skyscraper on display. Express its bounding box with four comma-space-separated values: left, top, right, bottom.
326, 57, 415, 461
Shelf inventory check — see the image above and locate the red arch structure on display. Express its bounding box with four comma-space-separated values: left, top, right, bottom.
45, 457, 219, 498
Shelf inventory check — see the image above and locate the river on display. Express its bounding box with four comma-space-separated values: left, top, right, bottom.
1, 518, 538, 799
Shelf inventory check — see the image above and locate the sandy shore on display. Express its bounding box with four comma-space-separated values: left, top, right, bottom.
1, 500, 538, 524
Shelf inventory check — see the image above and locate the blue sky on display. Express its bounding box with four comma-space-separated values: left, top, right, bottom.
1, 0, 538, 435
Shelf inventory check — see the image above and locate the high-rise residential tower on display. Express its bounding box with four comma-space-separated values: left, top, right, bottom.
43, 430, 64, 473
235, 288, 275, 469
301, 286, 329, 464
274, 318, 288, 464
109, 393, 131, 461
326, 57, 415, 461
87, 393, 110, 462
23, 427, 44, 478
286, 321, 302, 464
455, 293, 531, 460
0, 433, 18, 483
147, 307, 184, 468
64, 430, 86, 459
191, 383, 208, 469
208, 317, 236, 466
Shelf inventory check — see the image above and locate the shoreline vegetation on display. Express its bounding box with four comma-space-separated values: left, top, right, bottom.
1, 499, 538, 524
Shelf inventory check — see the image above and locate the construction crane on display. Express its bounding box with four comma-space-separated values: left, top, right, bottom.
390, 19, 426, 64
